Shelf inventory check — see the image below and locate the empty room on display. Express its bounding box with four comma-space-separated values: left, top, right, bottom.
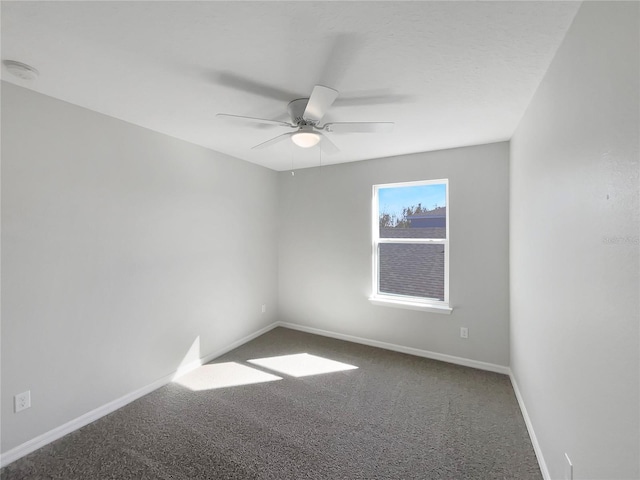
1, 2, 638, 479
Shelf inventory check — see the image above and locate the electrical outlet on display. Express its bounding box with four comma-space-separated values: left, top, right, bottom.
460, 327, 469, 339
261, 304, 266, 314
564, 453, 573, 480
15, 390, 31, 413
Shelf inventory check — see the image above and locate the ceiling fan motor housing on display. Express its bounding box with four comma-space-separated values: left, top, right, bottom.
288, 98, 312, 125
217, 84, 392, 154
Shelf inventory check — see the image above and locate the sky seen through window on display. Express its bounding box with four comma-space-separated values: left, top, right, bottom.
378, 183, 446, 220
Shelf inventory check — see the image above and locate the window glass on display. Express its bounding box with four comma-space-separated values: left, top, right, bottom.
378, 243, 445, 300
373, 179, 449, 307
378, 183, 446, 239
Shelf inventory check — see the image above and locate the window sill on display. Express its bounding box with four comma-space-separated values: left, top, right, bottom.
369, 296, 453, 314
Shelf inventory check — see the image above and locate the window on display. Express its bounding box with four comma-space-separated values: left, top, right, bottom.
370, 179, 451, 313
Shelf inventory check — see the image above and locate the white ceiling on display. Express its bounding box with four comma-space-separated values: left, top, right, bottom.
1, 1, 580, 171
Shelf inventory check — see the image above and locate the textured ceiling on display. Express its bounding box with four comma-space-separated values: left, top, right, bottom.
1, 2, 581, 171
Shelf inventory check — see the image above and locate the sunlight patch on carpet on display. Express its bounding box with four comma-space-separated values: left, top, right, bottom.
173, 362, 282, 391
248, 353, 358, 377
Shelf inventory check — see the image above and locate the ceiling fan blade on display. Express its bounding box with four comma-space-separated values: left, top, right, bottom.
214, 71, 298, 101
251, 132, 293, 150
323, 122, 394, 133
335, 93, 414, 107
217, 113, 294, 128
318, 133, 339, 155
303, 85, 339, 123
317, 33, 362, 88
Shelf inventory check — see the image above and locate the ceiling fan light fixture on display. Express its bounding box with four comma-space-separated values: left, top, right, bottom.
291, 130, 320, 148
220, 84, 392, 155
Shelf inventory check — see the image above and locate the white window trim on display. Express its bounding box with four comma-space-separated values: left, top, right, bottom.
368, 296, 453, 314
371, 179, 451, 313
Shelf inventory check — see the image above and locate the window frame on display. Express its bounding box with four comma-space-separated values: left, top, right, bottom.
370, 179, 452, 314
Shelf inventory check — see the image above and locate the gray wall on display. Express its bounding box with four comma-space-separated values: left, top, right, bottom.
510, 2, 639, 479
278, 142, 510, 366
1, 82, 279, 452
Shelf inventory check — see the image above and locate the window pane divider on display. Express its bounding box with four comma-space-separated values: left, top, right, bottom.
376, 238, 446, 244
372, 178, 450, 310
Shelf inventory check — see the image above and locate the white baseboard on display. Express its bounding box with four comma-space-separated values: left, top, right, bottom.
509, 370, 550, 480
171, 323, 278, 380
275, 323, 549, 474
0, 375, 171, 469
0, 322, 279, 468
2, 320, 542, 476
275, 322, 510, 375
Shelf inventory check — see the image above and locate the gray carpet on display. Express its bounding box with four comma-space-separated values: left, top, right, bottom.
1, 327, 541, 479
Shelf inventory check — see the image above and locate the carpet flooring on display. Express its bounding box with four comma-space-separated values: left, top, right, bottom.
1, 327, 541, 479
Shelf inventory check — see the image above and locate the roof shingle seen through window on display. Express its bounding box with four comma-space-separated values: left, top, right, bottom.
379, 243, 445, 300
380, 227, 446, 239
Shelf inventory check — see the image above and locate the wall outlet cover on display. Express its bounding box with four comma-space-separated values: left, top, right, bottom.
15, 390, 31, 413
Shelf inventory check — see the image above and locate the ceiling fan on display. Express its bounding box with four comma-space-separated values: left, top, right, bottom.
216, 85, 394, 155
